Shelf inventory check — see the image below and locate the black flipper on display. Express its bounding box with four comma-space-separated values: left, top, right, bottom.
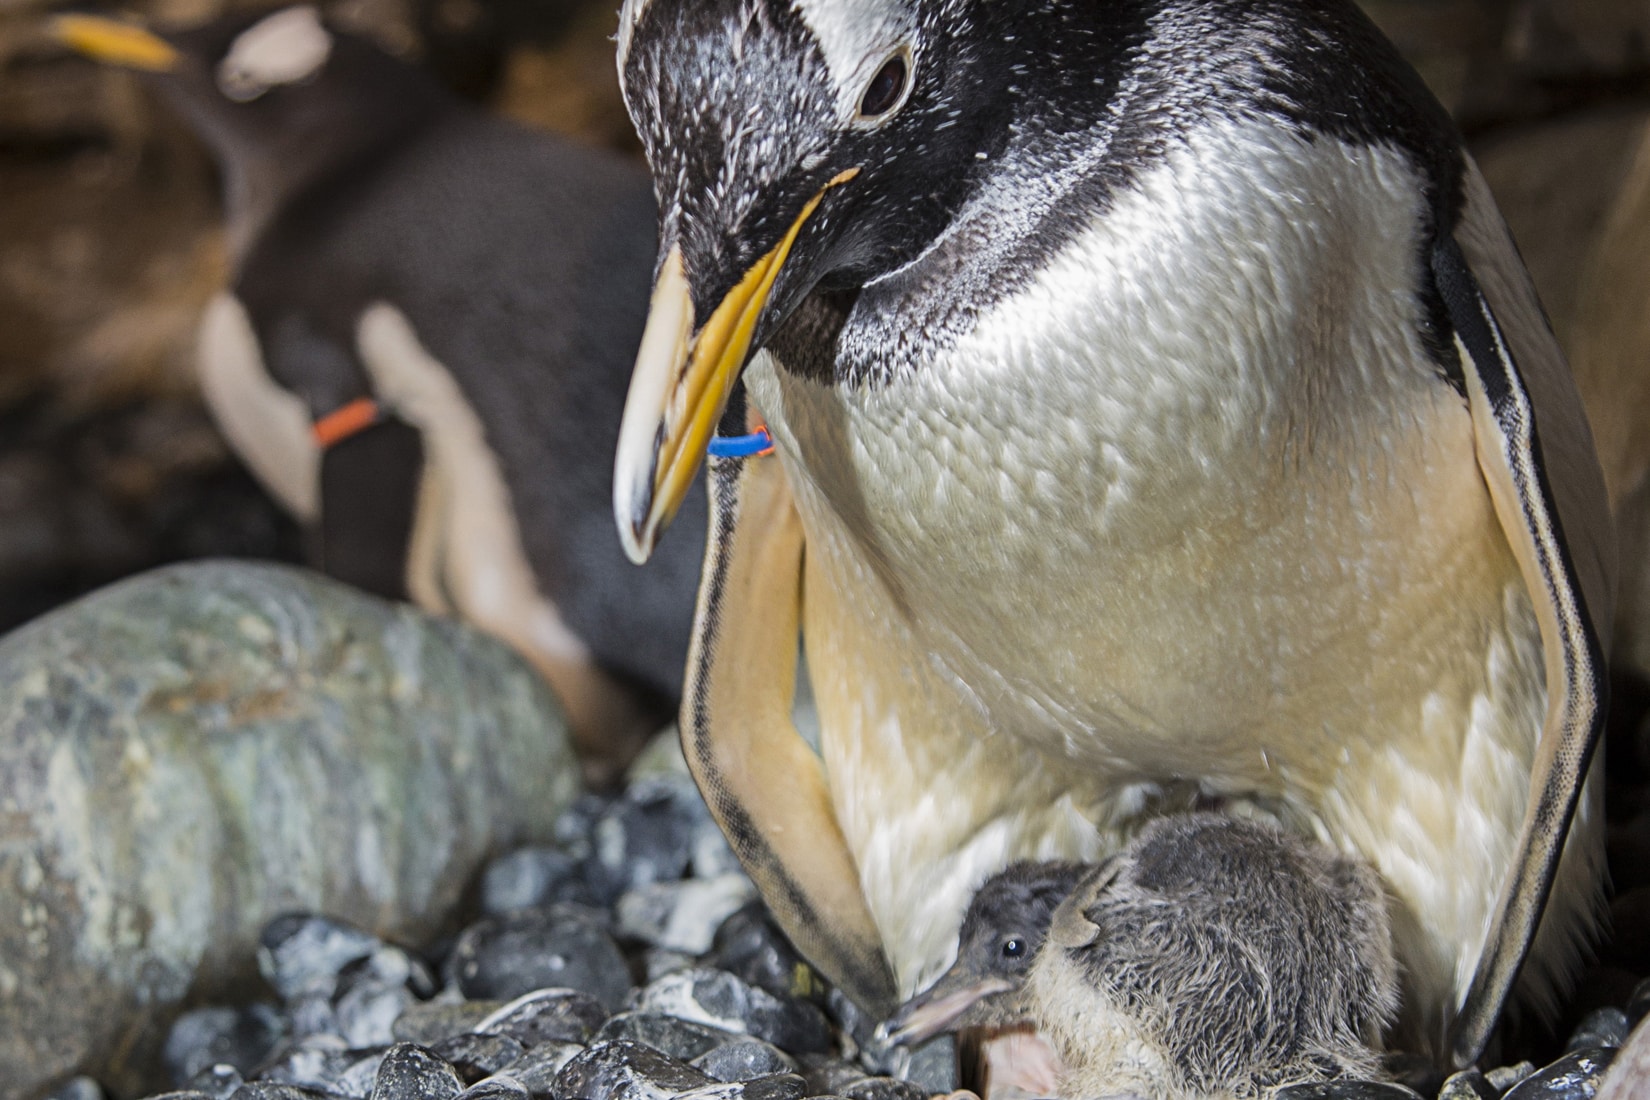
1432, 231, 1609, 1067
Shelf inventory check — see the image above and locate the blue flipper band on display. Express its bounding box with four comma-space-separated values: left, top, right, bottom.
707, 427, 775, 458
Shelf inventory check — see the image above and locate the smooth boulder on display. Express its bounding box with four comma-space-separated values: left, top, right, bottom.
0, 562, 578, 1098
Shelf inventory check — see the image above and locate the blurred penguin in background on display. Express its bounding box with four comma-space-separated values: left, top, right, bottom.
55, 5, 706, 785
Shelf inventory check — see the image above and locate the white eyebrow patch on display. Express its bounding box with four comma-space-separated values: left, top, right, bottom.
790, 0, 916, 118
217, 5, 333, 102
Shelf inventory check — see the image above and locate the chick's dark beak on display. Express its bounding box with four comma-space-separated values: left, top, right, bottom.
612, 167, 859, 564
51, 14, 180, 70
880, 966, 1016, 1047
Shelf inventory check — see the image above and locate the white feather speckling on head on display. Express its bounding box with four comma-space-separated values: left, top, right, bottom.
217, 5, 333, 103
614, 0, 649, 83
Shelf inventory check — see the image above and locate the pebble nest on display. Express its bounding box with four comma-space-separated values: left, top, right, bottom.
38, 763, 1650, 1100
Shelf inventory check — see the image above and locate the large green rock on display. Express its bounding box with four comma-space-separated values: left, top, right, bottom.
0, 562, 578, 1098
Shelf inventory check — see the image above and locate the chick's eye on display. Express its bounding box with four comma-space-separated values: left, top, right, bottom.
1001, 938, 1026, 959
858, 53, 909, 119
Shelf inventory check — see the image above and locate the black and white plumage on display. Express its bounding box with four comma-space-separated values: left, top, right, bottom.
884, 815, 1399, 1099
609, 0, 1616, 1063
56, 6, 706, 781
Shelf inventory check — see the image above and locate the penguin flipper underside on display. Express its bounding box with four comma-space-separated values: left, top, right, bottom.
683, 446, 899, 1015
1439, 167, 1615, 1067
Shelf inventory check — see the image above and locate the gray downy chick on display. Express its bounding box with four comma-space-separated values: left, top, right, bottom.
886, 813, 1400, 1099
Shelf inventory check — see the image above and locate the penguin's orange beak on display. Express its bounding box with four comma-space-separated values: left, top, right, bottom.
51, 14, 179, 71
612, 168, 858, 564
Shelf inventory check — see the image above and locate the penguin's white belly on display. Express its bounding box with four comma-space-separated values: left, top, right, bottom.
745, 121, 1552, 1030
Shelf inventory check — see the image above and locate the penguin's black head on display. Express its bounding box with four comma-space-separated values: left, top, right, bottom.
611, 0, 1025, 562
881, 860, 1086, 1045
622, 0, 1011, 327
54, 6, 444, 229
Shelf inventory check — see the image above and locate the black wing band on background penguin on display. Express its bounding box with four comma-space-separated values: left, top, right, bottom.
314, 400, 425, 601
1432, 234, 1608, 1067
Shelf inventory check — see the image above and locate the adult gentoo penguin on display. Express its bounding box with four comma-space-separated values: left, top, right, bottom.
55, 6, 706, 783
610, 0, 1617, 1064
885, 816, 1398, 1098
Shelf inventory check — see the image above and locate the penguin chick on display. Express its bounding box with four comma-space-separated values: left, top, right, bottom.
54, 6, 706, 784
887, 815, 1400, 1100
885, 859, 1086, 1038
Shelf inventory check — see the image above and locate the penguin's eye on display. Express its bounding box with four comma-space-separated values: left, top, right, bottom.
857, 51, 910, 120
1001, 937, 1027, 959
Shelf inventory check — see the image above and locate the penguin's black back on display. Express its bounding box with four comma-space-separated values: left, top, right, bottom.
236, 105, 703, 698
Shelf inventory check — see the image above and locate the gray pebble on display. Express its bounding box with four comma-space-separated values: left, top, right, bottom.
690, 820, 743, 880
257, 1044, 358, 1091
552, 1040, 716, 1100
553, 795, 608, 865
336, 1052, 392, 1100
43, 1078, 107, 1100
670, 1074, 808, 1100
645, 949, 699, 983
617, 876, 757, 955
188, 1065, 247, 1100
840, 1076, 927, 1100
868, 1036, 955, 1095
142, 1093, 217, 1100
822, 990, 874, 1055
630, 970, 831, 1054
165, 1005, 286, 1082
1270, 1083, 1423, 1099
448, 907, 632, 1011
1569, 1008, 1632, 1052
457, 1078, 533, 1100
1438, 1069, 1499, 1099
369, 1043, 464, 1100
351, 945, 439, 999
794, 1055, 863, 1097
336, 980, 413, 1049
490, 1042, 584, 1099
793, 1058, 911, 1100
597, 1012, 741, 1061
260, 915, 383, 1002
691, 1039, 798, 1082
1503, 1049, 1617, 1100
704, 906, 816, 1004
476, 988, 610, 1046
431, 1034, 529, 1084
394, 1003, 506, 1046
484, 848, 593, 913
588, 778, 712, 904
229, 1086, 342, 1100
1489, 1063, 1540, 1091
289, 994, 343, 1043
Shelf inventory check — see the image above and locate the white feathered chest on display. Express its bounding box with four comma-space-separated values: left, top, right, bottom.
750, 118, 1526, 790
